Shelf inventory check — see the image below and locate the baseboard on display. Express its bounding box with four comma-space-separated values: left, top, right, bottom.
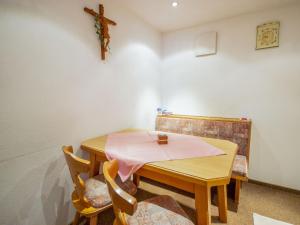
248, 179, 300, 195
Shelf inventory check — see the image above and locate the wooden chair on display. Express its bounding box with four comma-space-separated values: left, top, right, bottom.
103, 159, 194, 225
62, 146, 137, 225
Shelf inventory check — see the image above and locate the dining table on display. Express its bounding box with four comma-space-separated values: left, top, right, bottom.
80, 129, 237, 225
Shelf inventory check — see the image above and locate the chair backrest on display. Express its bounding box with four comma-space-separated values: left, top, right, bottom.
156, 114, 252, 162
103, 160, 137, 225
62, 146, 91, 204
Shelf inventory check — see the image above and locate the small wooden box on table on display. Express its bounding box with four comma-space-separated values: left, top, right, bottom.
157, 133, 168, 144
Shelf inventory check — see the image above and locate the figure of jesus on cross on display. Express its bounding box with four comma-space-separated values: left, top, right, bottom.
84, 4, 117, 60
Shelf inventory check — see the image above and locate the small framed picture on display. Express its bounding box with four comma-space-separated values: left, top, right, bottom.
256, 21, 280, 50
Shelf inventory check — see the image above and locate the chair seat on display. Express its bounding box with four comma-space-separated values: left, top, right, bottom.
232, 155, 248, 177
125, 195, 194, 225
85, 174, 137, 208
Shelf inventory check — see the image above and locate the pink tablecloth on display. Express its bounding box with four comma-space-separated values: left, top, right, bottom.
105, 131, 224, 181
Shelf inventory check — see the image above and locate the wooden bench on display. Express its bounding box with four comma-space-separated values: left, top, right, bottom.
155, 114, 252, 206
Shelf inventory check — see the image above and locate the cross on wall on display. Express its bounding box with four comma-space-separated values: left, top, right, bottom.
84, 4, 117, 60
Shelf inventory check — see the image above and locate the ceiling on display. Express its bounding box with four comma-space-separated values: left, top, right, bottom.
117, 0, 298, 32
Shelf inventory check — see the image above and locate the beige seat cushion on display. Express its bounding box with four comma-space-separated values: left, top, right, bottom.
85, 174, 137, 208
126, 195, 194, 225
232, 155, 248, 177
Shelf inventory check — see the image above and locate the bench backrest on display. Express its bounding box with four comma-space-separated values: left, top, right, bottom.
156, 115, 252, 161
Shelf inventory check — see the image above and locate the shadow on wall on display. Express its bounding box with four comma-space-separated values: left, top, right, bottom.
0, 152, 72, 225
1, 0, 160, 63
0, 166, 42, 225
41, 154, 72, 225
0, 0, 98, 57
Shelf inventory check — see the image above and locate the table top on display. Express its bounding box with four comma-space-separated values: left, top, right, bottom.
81, 130, 237, 186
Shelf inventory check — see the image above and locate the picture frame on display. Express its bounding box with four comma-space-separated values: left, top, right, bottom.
256, 21, 280, 50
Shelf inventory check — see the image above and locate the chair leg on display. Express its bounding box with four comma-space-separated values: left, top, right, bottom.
90, 215, 98, 225
133, 174, 140, 187
73, 212, 80, 225
235, 179, 241, 205
113, 219, 120, 225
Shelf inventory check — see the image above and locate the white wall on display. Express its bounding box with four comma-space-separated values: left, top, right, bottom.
0, 0, 161, 224
162, 3, 300, 190
1, 1, 300, 224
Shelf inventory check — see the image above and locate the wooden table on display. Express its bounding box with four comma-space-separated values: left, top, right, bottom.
81, 130, 237, 225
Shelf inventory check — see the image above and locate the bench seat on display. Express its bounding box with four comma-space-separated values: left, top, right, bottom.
155, 114, 252, 207
232, 155, 248, 177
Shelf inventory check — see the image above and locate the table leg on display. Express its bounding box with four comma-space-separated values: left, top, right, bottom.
89, 153, 100, 177
195, 184, 211, 225
217, 185, 228, 223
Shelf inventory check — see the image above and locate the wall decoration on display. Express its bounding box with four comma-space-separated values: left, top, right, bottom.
256, 21, 280, 50
84, 4, 117, 60
194, 31, 217, 57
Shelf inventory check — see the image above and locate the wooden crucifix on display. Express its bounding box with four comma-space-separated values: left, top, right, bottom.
84, 4, 117, 60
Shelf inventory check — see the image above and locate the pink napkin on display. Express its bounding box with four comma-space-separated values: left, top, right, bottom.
105, 131, 224, 181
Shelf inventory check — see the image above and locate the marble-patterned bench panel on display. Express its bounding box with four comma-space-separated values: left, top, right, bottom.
155, 115, 251, 159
